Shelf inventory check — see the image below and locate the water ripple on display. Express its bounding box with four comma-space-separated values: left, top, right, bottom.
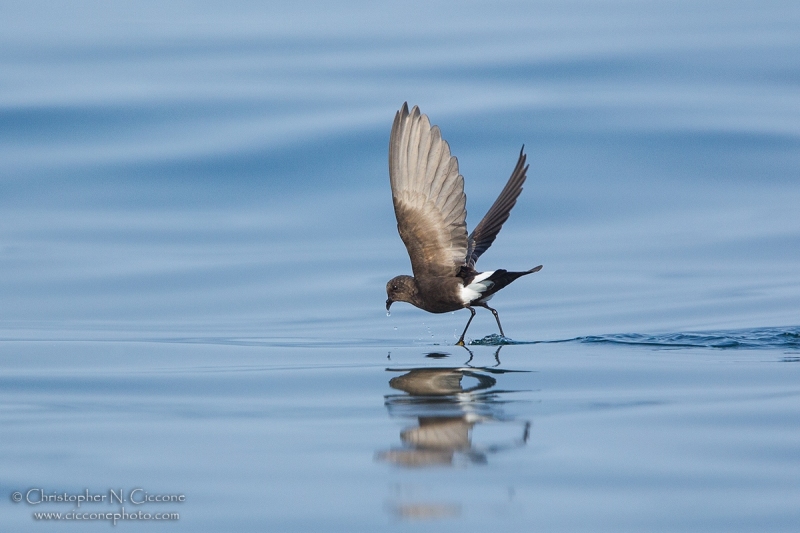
573, 326, 800, 350
471, 326, 800, 350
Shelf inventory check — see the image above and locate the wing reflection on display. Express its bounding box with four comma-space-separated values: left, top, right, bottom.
376, 348, 531, 468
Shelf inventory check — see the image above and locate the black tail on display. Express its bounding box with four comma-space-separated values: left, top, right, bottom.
484, 265, 542, 294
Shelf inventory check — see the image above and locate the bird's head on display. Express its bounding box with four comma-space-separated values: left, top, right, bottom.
386, 275, 418, 311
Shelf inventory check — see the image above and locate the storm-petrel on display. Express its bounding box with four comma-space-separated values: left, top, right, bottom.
385, 103, 542, 345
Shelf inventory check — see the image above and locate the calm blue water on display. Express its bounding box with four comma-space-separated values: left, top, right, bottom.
2, 1, 799, 531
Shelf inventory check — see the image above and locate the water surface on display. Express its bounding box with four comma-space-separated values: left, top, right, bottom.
1, 0, 799, 530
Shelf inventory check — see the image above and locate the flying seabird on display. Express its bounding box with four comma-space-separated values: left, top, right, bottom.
385, 103, 542, 345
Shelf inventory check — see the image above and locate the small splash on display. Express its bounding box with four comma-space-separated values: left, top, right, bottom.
468, 334, 525, 346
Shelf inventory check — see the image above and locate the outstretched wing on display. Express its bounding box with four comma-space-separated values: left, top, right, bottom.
466, 147, 528, 267
389, 103, 468, 278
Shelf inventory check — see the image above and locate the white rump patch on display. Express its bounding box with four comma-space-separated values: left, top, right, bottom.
459, 270, 496, 304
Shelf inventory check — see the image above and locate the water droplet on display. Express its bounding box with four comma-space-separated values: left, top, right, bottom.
386, 311, 391, 317
393, 327, 398, 331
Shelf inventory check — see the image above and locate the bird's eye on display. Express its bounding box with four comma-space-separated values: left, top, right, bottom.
392, 285, 398, 291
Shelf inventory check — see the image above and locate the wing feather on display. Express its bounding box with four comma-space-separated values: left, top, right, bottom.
389, 103, 468, 278
466, 147, 528, 267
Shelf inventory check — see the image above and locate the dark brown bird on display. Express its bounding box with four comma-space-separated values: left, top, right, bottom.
385, 103, 542, 345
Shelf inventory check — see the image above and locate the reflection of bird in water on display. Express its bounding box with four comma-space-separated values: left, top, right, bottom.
384, 103, 542, 345
389, 367, 496, 396
388, 502, 461, 520
379, 416, 480, 467
377, 366, 530, 468
402, 417, 473, 450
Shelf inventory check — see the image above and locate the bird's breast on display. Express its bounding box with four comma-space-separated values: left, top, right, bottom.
414, 276, 467, 313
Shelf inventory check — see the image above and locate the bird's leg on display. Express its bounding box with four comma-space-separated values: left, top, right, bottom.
456, 306, 476, 346
480, 303, 505, 337
458, 345, 475, 365
493, 346, 503, 366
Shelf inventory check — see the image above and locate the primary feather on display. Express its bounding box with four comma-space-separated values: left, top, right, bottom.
389, 103, 468, 278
